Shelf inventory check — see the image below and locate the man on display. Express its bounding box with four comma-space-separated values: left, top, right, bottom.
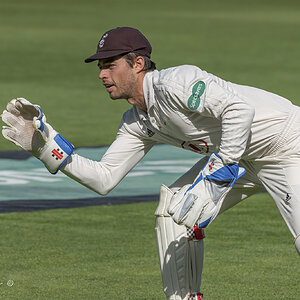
1, 27, 300, 299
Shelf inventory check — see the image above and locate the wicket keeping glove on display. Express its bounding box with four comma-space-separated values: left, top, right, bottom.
168, 152, 246, 228
1, 98, 74, 174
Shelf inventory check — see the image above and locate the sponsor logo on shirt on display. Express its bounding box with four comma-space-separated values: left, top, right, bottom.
181, 139, 209, 154
188, 81, 205, 110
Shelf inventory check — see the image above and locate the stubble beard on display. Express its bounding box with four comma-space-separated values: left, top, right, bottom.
109, 73, 136, 101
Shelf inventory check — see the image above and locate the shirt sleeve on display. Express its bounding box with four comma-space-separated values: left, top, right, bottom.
61, 110, 156, 195
202, 80, 255, 164
180, 66, 255, 164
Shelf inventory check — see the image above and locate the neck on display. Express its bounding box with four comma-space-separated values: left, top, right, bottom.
127, 72, 147, 112
127, 96, 147, 112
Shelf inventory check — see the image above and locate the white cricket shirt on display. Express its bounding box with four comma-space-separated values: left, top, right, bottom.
63, 65, 297, 195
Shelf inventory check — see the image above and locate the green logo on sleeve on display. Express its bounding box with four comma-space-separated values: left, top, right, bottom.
187, 81, 205, 110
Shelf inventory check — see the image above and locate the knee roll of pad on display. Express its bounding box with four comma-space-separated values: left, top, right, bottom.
294, 234, 300, 255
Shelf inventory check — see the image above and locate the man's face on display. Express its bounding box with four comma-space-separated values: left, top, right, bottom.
98, 56, 137, 100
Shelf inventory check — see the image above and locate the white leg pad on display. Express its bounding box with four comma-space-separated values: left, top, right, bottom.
294, 234, 300, 255
155, 184, 204, 300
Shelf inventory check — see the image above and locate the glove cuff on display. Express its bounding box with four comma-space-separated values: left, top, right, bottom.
39, 133, 74, 174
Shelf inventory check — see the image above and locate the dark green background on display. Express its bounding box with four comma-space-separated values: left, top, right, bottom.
1, 0, 299, 150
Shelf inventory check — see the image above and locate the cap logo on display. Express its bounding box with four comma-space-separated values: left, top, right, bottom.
99, 33, 108, 49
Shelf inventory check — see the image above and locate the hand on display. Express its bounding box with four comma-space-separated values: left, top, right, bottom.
1, 98, 74, 174
168, 152, 245, 228
1, 98, 44, 154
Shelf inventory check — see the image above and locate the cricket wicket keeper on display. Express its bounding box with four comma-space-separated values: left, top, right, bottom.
2, 27, 300, 299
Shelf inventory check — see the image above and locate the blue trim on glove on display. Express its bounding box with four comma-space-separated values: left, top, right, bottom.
198, 217, 211, 228
51, 134, 74, 174
36, 106, 45, 131
54, 134, 74, 155
187, 152, 246, 193
207, 164, 239, 180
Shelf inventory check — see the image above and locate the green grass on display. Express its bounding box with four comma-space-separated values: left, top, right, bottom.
0, 0, 300, 150
0, 193, 299, 299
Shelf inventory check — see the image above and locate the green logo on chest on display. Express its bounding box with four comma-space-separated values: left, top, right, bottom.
188, 81, 205, 110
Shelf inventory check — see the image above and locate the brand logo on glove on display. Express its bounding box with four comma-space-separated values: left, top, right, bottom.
51, 148, 64, 160
209, 158, 215, 171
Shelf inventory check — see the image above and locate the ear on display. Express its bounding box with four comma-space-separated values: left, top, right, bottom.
133, 56, 145, 73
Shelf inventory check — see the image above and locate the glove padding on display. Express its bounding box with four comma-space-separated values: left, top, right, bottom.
1, 98, 74, 174
168, 152, 246, 228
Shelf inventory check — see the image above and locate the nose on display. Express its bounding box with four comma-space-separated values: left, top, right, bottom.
99, 69, 107, 80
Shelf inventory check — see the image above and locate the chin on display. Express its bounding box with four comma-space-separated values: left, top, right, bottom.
109, 93, 126, 100
109, 94, 120, 100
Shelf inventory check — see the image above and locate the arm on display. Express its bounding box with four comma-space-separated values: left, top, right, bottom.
62, 128, 155, 195
161, 66, 254, 228
203, 80, 255, 164
161, 66, 255, 164
1, 99, 155, 195
169, 77, 251, 228
177, 66, 255, 164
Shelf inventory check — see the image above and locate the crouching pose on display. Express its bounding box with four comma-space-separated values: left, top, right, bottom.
2, 27, 300, 299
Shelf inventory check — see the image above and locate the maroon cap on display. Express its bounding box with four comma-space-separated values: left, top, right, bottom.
85, 27, 152, 63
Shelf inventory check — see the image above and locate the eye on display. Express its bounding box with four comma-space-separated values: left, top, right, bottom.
99, 64, 115, 70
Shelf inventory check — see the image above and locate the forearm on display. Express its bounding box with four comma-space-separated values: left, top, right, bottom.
201, 81, 255, 164
62, 135, 155, 196
218, 100, 255, 164
62, 154, 120, 196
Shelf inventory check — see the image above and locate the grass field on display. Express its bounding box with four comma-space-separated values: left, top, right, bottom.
0, 194, 299, 299
0, 0, 300, 299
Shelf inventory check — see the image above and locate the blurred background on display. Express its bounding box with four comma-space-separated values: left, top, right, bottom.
1, 0, 299, 150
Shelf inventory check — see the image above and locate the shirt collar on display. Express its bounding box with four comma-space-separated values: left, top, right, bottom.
143, 71, 156, 110
135, 70, 156, 120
